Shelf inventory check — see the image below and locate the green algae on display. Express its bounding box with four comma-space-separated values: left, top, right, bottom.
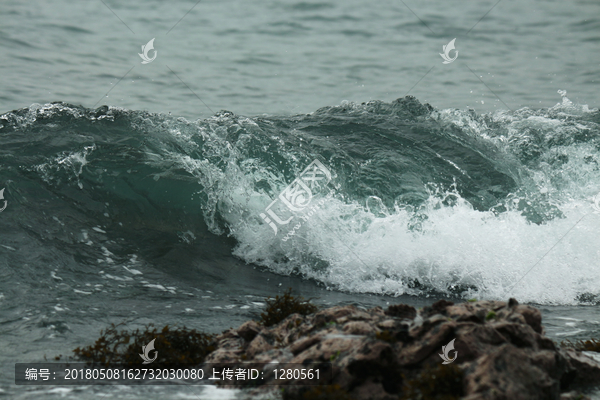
485, 311, 497, 321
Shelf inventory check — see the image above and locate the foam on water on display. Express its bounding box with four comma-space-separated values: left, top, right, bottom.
211, 94, 600, 304
228, 181, 600, 304
1, 96, 599, 305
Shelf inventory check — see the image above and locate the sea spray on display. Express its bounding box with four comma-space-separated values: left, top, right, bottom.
1, 97, 599, 304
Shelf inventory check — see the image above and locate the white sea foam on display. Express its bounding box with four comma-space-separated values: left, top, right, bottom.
223, 100, 600, 304
228, 186, 600, 304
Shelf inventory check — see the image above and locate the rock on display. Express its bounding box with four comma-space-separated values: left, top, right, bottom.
450, 324, 507, 362
368, 306, 386, 317
515, 304, 544, 334
245, 333, 273, 359
422, 299, 454, 317
343, 321, 376, 335
313, 305, 357, 325
463, 345, 560, 399
204, 299, 600, 399
409, 313, 450, 339
384, 303, 416, 320
350, 377, 398, 400
491, 321, 538, 348
560, 348, 600, 387
400, 321, 456, 366
237, 320, 261, 342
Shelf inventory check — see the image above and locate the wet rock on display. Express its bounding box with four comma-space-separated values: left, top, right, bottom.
384, 303, 416, 320
245, 333, 273, 359
343, 321, 376, 335
313, 305, 356, 326
289, 334, 323, 356
450, 324, 507, 362
463, 345, 560, 399
491, 321, 538, 348
205, 299, 600, 399
422, 299, 454, 317
560, 348, 600, 387
237, 320, 261, 342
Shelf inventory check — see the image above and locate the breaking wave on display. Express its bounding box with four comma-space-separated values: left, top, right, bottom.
1, 93, 599, 304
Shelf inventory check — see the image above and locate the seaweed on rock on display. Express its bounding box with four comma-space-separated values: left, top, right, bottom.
73, 323, 216, 366
260, 288, 318, 327
561, 338, 600, 353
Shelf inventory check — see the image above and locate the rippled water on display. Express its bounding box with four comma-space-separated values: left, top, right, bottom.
2, 0, 599, 119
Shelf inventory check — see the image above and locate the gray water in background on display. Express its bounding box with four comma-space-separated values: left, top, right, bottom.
1, 0, 599, 120
2, 1, 600, 399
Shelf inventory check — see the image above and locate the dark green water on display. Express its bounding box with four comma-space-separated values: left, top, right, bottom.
1, 98, 600, 398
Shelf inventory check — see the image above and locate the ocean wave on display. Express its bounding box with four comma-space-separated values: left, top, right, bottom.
1, 95, 599, 304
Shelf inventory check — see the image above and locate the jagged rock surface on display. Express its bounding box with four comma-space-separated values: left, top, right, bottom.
205, 299, 600, 399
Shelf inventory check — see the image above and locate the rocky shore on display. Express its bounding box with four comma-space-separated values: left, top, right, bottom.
206, 298, 600, 399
